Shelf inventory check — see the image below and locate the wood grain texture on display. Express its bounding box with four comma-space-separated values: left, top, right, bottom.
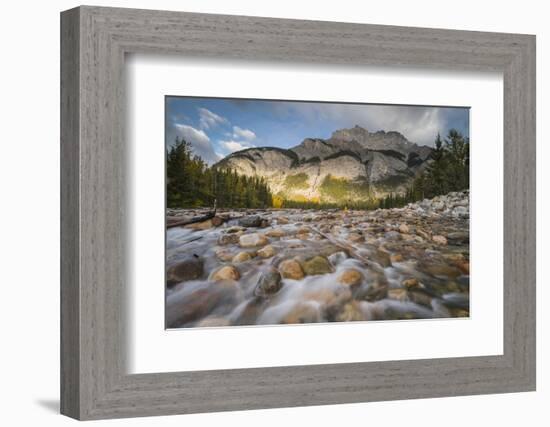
60, 6, 536, 420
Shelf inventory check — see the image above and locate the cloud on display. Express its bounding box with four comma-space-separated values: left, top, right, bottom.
278, 102, 468, 146
219, 139, 255, 154
172, 123, 220, 164
232, 126, 256, 141
198, 107, 229, 129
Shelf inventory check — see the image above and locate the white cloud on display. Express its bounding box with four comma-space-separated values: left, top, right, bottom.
232, 126, 256, 141
198, 107, 229, 129
172, 123, 219, 164
174, 124, 210, 147
219, 140, 255, 154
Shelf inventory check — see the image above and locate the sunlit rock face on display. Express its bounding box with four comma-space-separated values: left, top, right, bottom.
215, 126, 433, 202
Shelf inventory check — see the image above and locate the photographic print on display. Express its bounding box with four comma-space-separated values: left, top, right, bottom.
165, 97, 470, 329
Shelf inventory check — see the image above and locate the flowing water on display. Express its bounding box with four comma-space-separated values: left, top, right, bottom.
166, 192, 470, 328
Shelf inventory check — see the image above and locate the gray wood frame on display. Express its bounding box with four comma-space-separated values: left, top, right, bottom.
60, 5, 536, 420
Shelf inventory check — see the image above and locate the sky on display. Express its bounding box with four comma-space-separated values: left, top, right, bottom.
165, 96, 470, 165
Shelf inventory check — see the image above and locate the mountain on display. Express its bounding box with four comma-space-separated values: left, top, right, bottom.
215, 125, 433, 203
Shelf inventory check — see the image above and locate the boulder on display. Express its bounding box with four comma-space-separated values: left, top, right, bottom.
338, 269, 364, 287
302, 256, 333, 276
254, 268, 283, 297
278, 259, 305, 280
210, 265, 240, 282
166, 255, 204, 286
239, 233, 268, 248
232, 251, 252, 263
257, 244, 275, 258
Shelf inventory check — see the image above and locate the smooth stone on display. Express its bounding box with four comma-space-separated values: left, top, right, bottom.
210, 265, 240, 282
302, 256, 333, 276
387, 288, 408, 302
238, 215, 264, 227
277, 216, 289, 224
282, 303, 321, 324
348, 232, 364, 243
218, 233, 240, 245
215, 247, 234, 262
232, 251, 252, 263
432, 235, 448, 245
402, 278, 420, 289
390, 253, 404, 263
278, 259, 305, 280
239, 233, 268, 248
257, 244, 275, 258
335, 302, 365, 322
265, 228, 285, 238
399, 223, 410, 233
254, 268, 283, 297
447, 231, 470, 244
338, 269, 364, 287
166, 255, 204, 286
373, 249, 392, 268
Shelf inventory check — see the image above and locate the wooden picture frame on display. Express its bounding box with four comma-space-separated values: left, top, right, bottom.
60, 6, 536, 420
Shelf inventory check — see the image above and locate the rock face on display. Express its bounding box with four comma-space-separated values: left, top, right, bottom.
215, 125, 433, 201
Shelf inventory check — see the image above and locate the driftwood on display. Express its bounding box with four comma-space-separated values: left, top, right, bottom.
166, 211, 217, 229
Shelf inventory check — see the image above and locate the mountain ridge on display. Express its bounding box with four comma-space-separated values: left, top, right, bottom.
215, 125, 433, 203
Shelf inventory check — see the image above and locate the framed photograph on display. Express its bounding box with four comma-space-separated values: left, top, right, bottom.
61, 6, 536, 420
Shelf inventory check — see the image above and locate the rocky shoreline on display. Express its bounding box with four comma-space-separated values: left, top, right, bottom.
166, 190, 470, 328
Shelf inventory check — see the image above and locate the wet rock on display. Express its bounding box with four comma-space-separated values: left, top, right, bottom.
215, 247, 234, 262
447, 231, 469, 244
399, 223, 410, 234
421, 262, 462, 279
185, 219, 214, 230
257, 244, 275, 258
384, 231, 402, 241
373, 249, 392, 268
338, 269, 364, 287
232, 251, 252, 263
363, 279, 389, 301
402, 278, 420, 289
265, 228, 285, 238
302, 256, 333, 276
335, 302, 365, 322
211, 216, 224, 227
166, 255, 204, 287
277, 216, 289, 225
238, 215, 265, 228
254, 268, 283, 297
279, 259, 305, 280
432, 235, 448, 245
388, 288, 408, 302
452, 206, 469, 218
348, 232, 364, 243
328, 251, 347, 266
239, 233, 268, 248
282, 303, 321, 324
407, 288, 434, 308
390, 253, 404, 263
218, 233, 240, 245
210, 265, 240, 282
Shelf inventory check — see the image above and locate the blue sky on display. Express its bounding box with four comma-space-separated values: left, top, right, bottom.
166, 96, 469, 165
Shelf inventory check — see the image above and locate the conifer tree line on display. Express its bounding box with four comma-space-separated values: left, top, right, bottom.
166, 129, 468, 211
167, 138, 273, 209
380, 129, 470, 209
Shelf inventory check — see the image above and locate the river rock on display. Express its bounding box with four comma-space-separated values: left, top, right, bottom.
348, 232, 364, 243
239, 233, 268, 248
185, 219, 214, 230
218, 233, 240, 245
399, 223, 410, 234
166, 255, 204, 286
232, 251, 252, 263
338, 269, 364, 287
257, 244, 275, 258
215, 247, 234, 262
402, 278, 420, 289
335, 302, 365, 322
265, 228, 285, 238
432, 235, 448, 245
238, 215, 265, 227
254, 268, 283, 297
210, 265, 240, 281
373, 249, 392, 268
277, 216, 289, 224
302, 256, 333, 276
447, 231, 469, 244
388, 288, 408, 302
282, 302, 321, 324
278, 259, 305, 280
